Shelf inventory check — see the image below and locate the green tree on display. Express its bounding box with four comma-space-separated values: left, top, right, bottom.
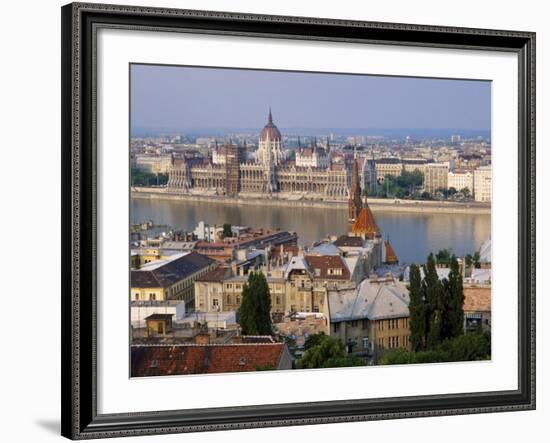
448, 187, 458, 196
460, 187, 471, 198
238, 272, 272, 335
222, 223, 232, 239
435, 248, 452, 266
465, 254, 473, 267
381, 332, 490, 365
130, 168, 168, 186
423, 254, 444, 348
446, 255, 465, 339
297, 335, 363, 369
304, 332, 327, 351
407, 264, 425, 351
472, 251, 481, 268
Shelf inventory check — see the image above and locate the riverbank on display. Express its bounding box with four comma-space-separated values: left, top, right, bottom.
131, 187, 491, 215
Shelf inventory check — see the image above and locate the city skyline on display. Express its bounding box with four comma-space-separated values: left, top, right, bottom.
130, 64, 491, 136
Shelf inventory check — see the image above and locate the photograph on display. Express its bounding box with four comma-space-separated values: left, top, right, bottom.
129, 64, 493, 376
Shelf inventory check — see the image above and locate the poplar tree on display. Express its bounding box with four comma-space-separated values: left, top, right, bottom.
407, 264, 425, 351
423, 253, 444, 348
447, 255, 465, 338
238, 272, 272, 335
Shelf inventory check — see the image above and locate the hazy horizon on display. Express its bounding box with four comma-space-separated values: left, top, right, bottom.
131, 64, 491, 137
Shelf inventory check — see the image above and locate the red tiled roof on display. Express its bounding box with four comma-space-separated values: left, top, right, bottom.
351, 205, 380, 239
131, 343, 288, 376
305, 255, 351, 281
195, 266, 230, 282
333, 235, 364, 247
463, 286, 491, 312
384, 240, 398, 264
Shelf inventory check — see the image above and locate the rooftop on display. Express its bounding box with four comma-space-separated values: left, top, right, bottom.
329, 278, 410, 322
131, 342, 290, 376
463, 286, 491, 312
305, 255, 351, 281
131, 251, 214, 289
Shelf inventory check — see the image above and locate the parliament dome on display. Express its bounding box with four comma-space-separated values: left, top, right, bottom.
259, 108, 282, 142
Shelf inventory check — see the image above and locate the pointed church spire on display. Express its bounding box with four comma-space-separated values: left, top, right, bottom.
268, 106, 273, 125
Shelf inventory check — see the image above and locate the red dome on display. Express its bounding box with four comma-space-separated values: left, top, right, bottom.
259, 109, 282, 142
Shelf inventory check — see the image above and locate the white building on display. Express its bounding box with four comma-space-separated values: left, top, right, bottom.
295, 146, 329, 168
193, 221, 222, 242
256, 109, 285, 166
212, 146, 226, 165
134, 154, 173, 173
474, 165, 492, 202
448, 170, 474, 193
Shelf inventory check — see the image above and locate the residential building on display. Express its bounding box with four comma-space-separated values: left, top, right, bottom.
474, 165, 492, 202
448, 170, 474, 193
424, 162, 449, 193
328, 276, 411, 362
375, 157, 403, 182
195, 266, 231, 312
144, 313, 173, 337
131, 340, 293, 376
463, 286, 491, 333
130, 251, 215, 309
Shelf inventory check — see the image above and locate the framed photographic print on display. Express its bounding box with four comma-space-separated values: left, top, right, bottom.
61, 2, 536, 439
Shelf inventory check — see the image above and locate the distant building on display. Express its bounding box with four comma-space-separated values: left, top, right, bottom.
295, 141, 330, 168
448, 170, 474, 193
167, 109, 350, 199
456, 153, 483, 170
375, 157, 402, 182
474, 165, 492, 202
193, 221, 222, 242
451, 134, 462, 143
134, 154, 173, 174
402, 158, 430, 175
424, 162, 449, 193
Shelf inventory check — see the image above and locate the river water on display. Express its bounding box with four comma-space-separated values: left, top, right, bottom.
131, 198, 491, 264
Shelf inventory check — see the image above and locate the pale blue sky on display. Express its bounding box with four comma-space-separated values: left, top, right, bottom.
130, 64, 491, 134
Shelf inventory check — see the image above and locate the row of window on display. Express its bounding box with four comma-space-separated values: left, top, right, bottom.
377, 317, 409, 331
377, 335, 409, 349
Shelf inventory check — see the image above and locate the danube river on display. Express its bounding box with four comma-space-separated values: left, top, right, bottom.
131, 198, 491, 264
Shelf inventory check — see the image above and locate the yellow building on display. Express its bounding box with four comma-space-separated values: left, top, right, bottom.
145, 313, 173, 337
131, 252, 215, 309
131, 248, 183, 270
328, 277, 411, 362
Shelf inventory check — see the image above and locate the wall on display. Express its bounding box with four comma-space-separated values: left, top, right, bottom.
0, 0, 546, 442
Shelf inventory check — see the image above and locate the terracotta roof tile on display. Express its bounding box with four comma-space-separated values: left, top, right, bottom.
351, 205, 380, 239
384, 240, 398, 264
463, 286, 491, 312
305, 255, 350, 281
131, 343, 288, 376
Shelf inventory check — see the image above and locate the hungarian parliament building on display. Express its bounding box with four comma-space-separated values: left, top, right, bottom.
167, 109, 376, 198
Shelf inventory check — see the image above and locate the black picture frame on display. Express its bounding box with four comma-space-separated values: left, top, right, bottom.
61, 2, 536, 439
